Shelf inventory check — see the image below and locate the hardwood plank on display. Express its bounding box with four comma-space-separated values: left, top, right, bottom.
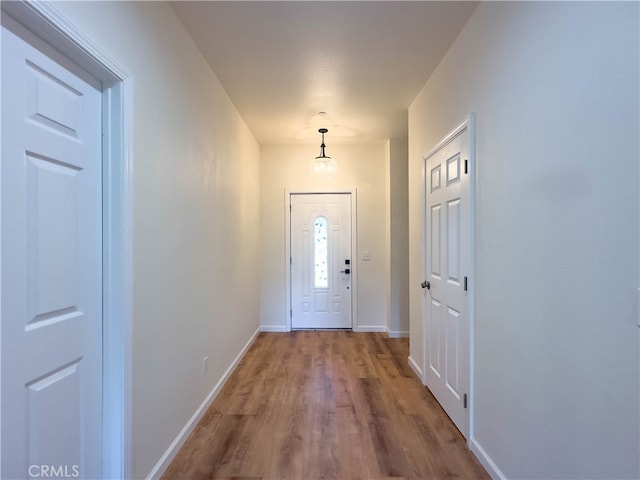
360, 378, 410, 477
161, 332, 489, 480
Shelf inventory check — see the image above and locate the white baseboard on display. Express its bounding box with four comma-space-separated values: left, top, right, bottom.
355, 325, 387, 333
260, 325, 289, 332
261, 325, 396, 334
470, 437, 507, 480
146, 326, 261, 480
385, 327, 409, 338
407, 355, 423, 380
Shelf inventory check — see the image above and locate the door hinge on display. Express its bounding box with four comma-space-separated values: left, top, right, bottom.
463, 393, 468, 409
464, 276, 468, 291
290, 256, 292, 265
290, 309, 292, 318
464, 159, 468, 174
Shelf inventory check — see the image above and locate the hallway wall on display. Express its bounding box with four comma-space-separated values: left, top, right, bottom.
52, 2, 261, 478
260, 143, 389, 332
408, 2, 639, 479
385, 138, 410, 337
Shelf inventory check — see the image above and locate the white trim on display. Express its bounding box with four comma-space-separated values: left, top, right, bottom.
145, 327, 261, 480
102, 78, 134, 480
468, 113, 477, 443
260, 325, 289, 333
407, 355, 423, 380
355, 325, 387, 333
385, 327, 409, 338
284, 190, 292, 332
0, 2, 134, 478
421, 144, 428, 387
285, 189, 358, 331
422, 114, 475, 442
2, 1, 128, 82
350, 190, 359, 331
470, 438, 507, 480
637, 288, 640, 328
423, 116, 474, 161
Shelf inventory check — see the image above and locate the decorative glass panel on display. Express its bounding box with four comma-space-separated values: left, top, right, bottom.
314, 216, 328, 288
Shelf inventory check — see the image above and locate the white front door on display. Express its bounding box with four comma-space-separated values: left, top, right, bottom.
291, 193, 352, 329
424, 123, 472, 438
1, 23, 103, 479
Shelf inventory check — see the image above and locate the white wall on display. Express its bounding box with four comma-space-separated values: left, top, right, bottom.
386, 138, 410, 337
409, 2, 639, 479
52, 2, 261, 478
260, 143, 388, 332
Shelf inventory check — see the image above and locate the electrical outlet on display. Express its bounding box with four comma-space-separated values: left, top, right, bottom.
361, 251, 371, 261
202, 356, 208, 376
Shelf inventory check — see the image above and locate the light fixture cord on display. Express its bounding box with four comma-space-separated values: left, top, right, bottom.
318, 129, 328, 158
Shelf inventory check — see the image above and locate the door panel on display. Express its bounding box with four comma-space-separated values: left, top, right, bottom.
447, 199, 461, 284
1, 25, 103, 479
27, 361, 82, 468
291, 194, 352, 329
424, 127, 471, 438
429, 299, 442, 378
446, 306, 461, 395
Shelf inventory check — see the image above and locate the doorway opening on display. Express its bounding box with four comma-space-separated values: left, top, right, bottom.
0, 2, 132, 478
285, 190, 358, 331
422, 115, 475, 441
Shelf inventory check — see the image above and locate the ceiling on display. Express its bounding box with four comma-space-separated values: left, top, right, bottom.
170, 1, 478, 145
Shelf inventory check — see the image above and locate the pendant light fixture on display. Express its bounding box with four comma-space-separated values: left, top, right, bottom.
312, 128, 337, 174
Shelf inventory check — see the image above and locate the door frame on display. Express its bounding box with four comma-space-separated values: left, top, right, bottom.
285, 190, 358, 331
422, 114, 476, 442
0, 1, 133, 478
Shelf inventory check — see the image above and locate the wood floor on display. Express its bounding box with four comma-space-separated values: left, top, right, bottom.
161, 331, 489, 480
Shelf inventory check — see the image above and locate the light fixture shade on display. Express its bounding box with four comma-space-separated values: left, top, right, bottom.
311, 156, 337, 174
312, 127, 337, 174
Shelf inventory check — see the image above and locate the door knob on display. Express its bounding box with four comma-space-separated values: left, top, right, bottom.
340, 268, 351, 274
421, 281, 430, 290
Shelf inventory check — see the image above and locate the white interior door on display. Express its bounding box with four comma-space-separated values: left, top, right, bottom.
291, 193, 352, 329
1, 23, 103, 479
424, 124, 471, 438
